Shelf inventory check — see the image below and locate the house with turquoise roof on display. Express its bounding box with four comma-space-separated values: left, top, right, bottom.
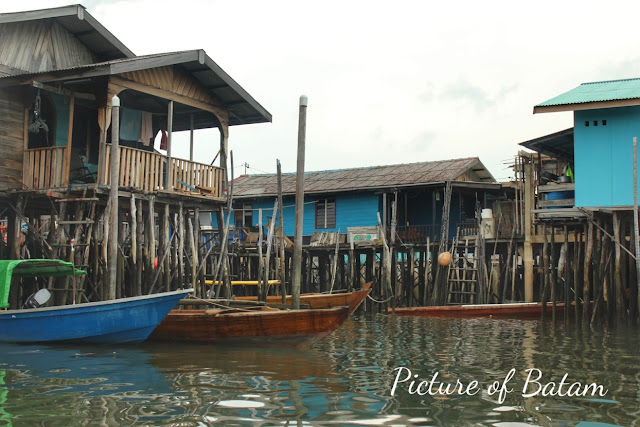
534, 78, 640, 209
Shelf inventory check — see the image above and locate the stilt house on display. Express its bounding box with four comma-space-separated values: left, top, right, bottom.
0, 5, 271, 308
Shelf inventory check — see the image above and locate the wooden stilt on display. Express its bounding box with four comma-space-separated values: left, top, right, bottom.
583, 222, 594, 326
178, 201, 184, 288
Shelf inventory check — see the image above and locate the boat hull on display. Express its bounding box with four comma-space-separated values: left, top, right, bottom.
0, 289, 192, 344
149, 306, 350, 345
235, 282, 372, 315
388, 302, 566, 318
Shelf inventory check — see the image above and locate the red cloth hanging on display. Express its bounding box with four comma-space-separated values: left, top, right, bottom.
159, 122, 168, 150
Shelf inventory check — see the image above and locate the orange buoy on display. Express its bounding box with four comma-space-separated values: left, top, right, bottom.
438, 251, 452, 266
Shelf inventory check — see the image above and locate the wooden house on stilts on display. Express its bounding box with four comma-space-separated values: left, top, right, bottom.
0, 5, 271, 308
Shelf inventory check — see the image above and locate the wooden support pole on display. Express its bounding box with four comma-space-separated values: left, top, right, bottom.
258, 208, 264, 297
583, 222, 594, 326
423, 237, 431, 306
550, 226, 557, 324
194, 207, 203, 298
189, 113, 194, 162
147, 196, 156, 289
188, 216, 197, 290
263, 200, 279, 300
524, 158, 534, 302
136, 199, 143, 296
349, 235, 355, 292
178, 201, 184, 288
614, 212, 624, 324
291, 95, 307, 310
329, 231, 340, 293
108, 95, 120, 300
277, 160, 286, 302
163, 203, 171, 292
130, 194, 137, 266
166, 101, 173, 190
130, 194, 139, 295
63, 91, 75, 186
634, 137, 640, 323
390, 193, 397, 310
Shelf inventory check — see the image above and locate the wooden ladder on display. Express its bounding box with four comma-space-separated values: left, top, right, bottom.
53, 188, 100, 302
446, 230, 479, 305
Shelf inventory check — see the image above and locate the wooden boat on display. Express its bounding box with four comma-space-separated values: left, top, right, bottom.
0, 259, 192, 344
149, 305, 350, 345
234, 282, 372, 315
388, 302, 566, 318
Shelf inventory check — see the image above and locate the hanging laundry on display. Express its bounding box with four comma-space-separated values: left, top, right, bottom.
159, 121, 168, 150
139, 111, 153, 146
119, 107, 142, 141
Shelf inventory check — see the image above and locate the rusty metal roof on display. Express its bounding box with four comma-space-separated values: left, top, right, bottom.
233, 157, 496, 198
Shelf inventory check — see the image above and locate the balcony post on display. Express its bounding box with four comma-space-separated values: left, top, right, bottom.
63, 91, 75, 186
166, 101, 173, 190
108, 95, 120, 300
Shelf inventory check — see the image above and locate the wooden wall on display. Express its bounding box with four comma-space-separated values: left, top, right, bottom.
0, 20, 96, 73
0, 88, 25, 190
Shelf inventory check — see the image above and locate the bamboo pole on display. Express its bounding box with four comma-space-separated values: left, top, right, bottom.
291, 95, 307, 310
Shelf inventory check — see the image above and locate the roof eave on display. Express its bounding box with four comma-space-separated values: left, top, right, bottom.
534, 98, 640, 114
202, 54, 272, 124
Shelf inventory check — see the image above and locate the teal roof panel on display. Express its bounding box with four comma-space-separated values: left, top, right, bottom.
536, 78, 640, 109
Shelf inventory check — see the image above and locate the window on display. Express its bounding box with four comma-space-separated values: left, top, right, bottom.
234, 203, 253, 228
315, 198, 336, 229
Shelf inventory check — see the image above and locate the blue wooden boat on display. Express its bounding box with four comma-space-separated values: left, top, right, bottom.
0, 259, 192, 344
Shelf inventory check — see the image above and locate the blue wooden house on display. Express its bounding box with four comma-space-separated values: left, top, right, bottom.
534, 78, 640, 209
226, 157, 500, 243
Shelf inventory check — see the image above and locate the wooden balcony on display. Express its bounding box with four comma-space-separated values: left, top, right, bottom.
23, 146, 67, 189
23, 144, 225, 198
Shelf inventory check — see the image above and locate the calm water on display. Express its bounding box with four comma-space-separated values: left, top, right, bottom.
0, 315, 639, 426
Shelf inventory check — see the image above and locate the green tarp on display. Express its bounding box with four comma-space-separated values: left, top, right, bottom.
0, 259, 86, 309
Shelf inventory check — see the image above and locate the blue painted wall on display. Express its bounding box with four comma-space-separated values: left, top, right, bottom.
574, 107, 640, 207
227, 192, 380, 236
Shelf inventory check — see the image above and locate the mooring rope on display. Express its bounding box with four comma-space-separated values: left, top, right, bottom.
366, 294, 394, 304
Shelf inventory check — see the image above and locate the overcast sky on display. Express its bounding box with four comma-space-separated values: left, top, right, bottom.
6, 0, 640, 181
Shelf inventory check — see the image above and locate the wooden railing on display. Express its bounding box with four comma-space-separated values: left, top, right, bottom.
170, 157, 224, 196
23, 146, 66, 189
103, 145, 165, 191
102, 145, 224, 197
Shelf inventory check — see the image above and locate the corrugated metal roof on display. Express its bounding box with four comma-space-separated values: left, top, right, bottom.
0, 50, 272, 126
0, 4, 134, 61
233, 157, 496, 198
535, 78, 640, 111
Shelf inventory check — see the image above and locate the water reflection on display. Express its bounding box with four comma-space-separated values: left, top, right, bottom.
0, 317, 638, 425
